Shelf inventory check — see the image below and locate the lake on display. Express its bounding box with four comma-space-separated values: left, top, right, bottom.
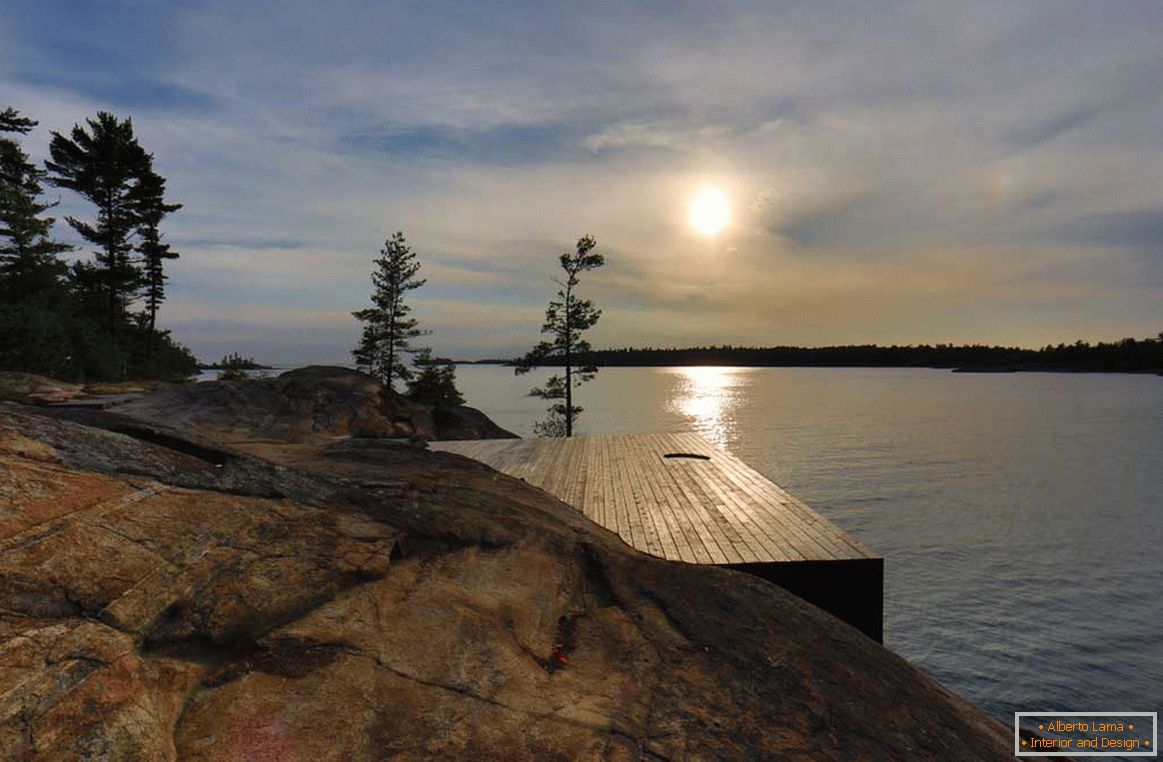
452, 364, 1163, 723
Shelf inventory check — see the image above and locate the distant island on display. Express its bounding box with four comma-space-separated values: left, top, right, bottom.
197, 361, 274, 370
197, 352, 273, 371
463, 333, 1163, 374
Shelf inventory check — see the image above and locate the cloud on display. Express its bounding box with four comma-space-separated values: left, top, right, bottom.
174, 237, 309, 251
3, 0, 1162, 362
341, 123, 582, 166
1004, 106, 1105, 149
581, 121, 733, 154
12, 71, 220, 113
1042, 208, 1163, 252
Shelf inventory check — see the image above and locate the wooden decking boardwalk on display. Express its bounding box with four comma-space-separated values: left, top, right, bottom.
432, 432, 877, 566
433, 433, 884, 641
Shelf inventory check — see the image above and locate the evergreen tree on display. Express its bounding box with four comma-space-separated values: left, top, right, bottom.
0, 108, 70, 300
131, 166, 182, 361
0, 107, 74, 377
0, 108, 195, 382
45, 112, 152, 341
406, 348, 464, 406
515, 235, 604, 437
352, 231, 428, 391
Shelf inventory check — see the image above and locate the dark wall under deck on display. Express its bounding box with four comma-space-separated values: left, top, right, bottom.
726, 558, 884, 643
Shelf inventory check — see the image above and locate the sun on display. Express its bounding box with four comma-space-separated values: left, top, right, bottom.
689, 187, 730, 236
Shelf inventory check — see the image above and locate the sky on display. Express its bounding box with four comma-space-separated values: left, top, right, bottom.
2, 1, 1162, 363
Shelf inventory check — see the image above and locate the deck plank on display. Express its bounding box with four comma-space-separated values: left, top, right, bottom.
430, 432, 877, 565
647, 434, 740, 564
614, 435, 650, 554
632, 437, 698, 563
697, 438, 852, 560
667, 449, 756, 564
660, 433, 810, 562
634, 436, 711, 563
625, 437, 675, 559
676, 432, 854, 560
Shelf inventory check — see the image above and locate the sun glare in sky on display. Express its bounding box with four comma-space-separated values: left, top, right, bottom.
689, 187, 730, 236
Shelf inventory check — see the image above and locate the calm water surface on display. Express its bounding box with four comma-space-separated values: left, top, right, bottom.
454, 365, 1163, 721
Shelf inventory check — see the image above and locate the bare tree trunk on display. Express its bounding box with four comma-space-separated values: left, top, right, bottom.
147, 303, 157, 365
385, 291, 397, 390
565, 281, 573, 437
565, 357, 572, 436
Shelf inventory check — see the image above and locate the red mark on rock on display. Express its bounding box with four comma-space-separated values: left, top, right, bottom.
227, 712, 294, 761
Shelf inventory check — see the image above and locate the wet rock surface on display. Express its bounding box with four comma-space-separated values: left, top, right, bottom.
0, 402, 1012, 760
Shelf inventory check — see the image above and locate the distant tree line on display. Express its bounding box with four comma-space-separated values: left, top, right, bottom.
0, 107, 196, 381
485, 335, 1163, 373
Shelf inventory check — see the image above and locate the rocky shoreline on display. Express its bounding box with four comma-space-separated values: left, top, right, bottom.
0, 367, 1013, 759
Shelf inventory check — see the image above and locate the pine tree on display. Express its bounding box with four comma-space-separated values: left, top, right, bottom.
45, 112, 153, 341
0, 107, 74, 377
352, 231, 429, 391
40, 111, 195, 382
514, 235, 604, 437
406, 348, 464, 406
0, 108, 70, 300
131, 166, 182, 361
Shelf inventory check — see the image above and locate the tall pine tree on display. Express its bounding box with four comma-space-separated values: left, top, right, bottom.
45, 112, 152, 341
514, 235, 604, 437
352, 231, 429, 391
0, 108, 70, 300
131, 165, 182, 362
0, 107, 73, 376
43, 111, 192, 381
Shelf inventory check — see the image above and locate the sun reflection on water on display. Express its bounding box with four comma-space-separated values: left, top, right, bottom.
667, 366, 749, 449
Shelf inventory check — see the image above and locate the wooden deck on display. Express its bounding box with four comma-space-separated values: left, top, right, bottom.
431, 432, 884, 640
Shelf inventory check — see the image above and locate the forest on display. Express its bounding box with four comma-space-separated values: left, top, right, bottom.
0, 108, 196, 381
476, 336, 1163, 373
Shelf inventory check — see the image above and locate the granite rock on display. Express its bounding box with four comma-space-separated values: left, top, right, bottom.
0, 404, 1012, 760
